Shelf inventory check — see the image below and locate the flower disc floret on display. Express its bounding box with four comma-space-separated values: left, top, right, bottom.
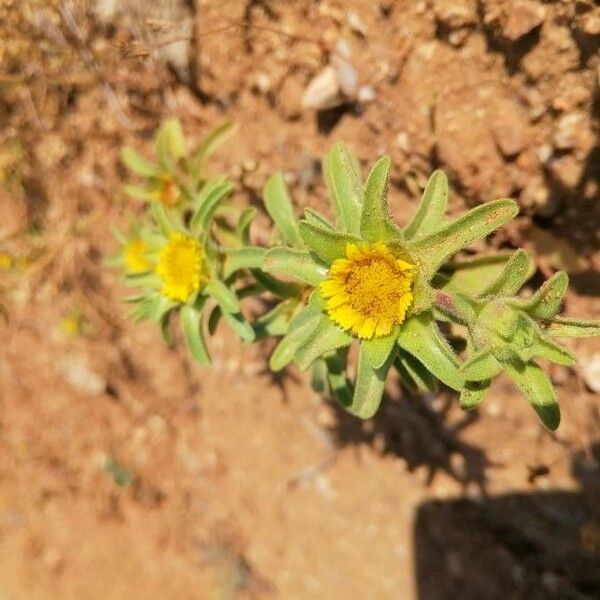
156, 232, 205, 302
320, 242, 415, 339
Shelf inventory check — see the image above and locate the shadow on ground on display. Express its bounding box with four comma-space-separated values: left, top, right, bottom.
414, 444, 600, 599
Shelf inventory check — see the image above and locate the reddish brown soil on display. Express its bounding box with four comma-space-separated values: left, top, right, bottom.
1, 1, 599, 599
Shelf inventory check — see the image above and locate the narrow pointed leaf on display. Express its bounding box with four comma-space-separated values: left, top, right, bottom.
505, 361, 560, 431
254, 298, 299, 338
409, 199, 519, 280
310, 359, 329, 392
121, 147, 159, 177
325, 350, 353, 407
546, 316, 600, 338
509, 272, 568, 320
269, 306, 322, 371
298, 221, 358, 264
347, 343, 393, 419
124, 185, 155, 201
461, 348, 502, 381
190, 178, 234, 233
322, 142, 362, 234
156, 118, 186, 169
304, 208, 334, 231
262, 247, 327, 286
394, 350, 439, 394
264, 173, 301, 246
191, 119, 237, 172
460, 380, 490, 410
404, 170, 448, 240
360, 156, 398, 241
253, 270, 305, 298
295, 316, 354, 371
397, 312, 464, 390
221, 310, 255, 342
362, 329, 398, 369
206, 279, 240, 314
522, 330, 577, 366
236, 207, 256, 245
481, 249, 535, 297
223, 247, 266, 278
181, 305, 210, 366
150, 201, 174, 237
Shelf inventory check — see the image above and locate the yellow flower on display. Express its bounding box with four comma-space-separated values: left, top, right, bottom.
124, 239, 151, 273
156, 233, 205, 302
0, 252, 12, 270
320, 242, 415, 339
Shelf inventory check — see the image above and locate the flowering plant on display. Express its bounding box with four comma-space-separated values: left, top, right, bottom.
111, 121, 600, 431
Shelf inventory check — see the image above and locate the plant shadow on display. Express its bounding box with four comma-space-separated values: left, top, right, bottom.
413, 444, 600, 599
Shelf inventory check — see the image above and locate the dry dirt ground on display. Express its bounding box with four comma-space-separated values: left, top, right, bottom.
1, 1, 600, 599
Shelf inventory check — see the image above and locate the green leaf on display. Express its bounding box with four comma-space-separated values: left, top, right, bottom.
156, 118, 186, 169
322, 142, 362, 234
480, 249, 535, 297
191, 119, 237, 173
269, 306, 322, 371
221, 310, 255, 342
460, 380, 490, 410
181, 305, 210, 365
160, 311, 173, 345
347, 343, 393, 419
434, 290, 478, 325
394, 349, 439, 394
504, 361, 560, 431
396, 312, 464, 390
409, 199, 519, 280
522, 330, 576, 366
362, 329, 398, 369
325, 349, 353, 407
310, 359, 329, 393
262, 247, 327, 286
304, 208, 334, 231
298, 221, 358, 264
360, 156, 398, 242
190, 177, 234, 233
404, 170, 448, 241
254, 298, 299, 338
546, 316, 600, 338
295, 316, 354, 371
150, 201, 174, 237
223, 247, 267, 278
264, 173, 301, 246
509, 271, 568, 320
236, 207, 256, 245
206, 279, 240, 314
124, 185, 155, 201
253, 270, 305, 298
461, 348, 502, 381
121, 147, 159, 177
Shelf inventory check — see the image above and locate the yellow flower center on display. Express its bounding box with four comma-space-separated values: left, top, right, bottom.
320, 242, 415, 339
124, 239, 151, 273
156, 233, 206, 303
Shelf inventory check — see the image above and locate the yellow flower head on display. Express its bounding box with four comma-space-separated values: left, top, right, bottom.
320, 242, 415, 339
156, 233, 206, 303
124, 239, 151, 273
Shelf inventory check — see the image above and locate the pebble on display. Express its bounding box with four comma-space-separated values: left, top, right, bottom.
501, 1, 546, 41
553, 112, 587, 150
346, 11, 368, 36
302, 66, 341, 109
357, 84, 376, 104
491, 121, 524, 157
59, 352, 106, 396
582, 353, 600, 393
434, 0, 477, 29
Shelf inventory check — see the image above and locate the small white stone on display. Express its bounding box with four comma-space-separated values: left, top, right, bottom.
346, 11, 368, 36
357, 84, 376, 104
582, 353, 600, 393
59, 352, 106, 396
302, 66, 341, 109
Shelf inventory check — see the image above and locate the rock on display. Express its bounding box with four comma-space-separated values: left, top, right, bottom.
59, 352, 106, 396
434, 0, 477, 29
491, 120, 525, 157
501, 1, 546, 41
579, 11, 600, 36
346, 11, 368, 36
582, 353, 600, 393
301, 66, 341, 109
549, 155, 584, 190
553, 112, 590, 151
331, 53, 359, 98
357, 84, 376, 104
395, 132, 411, 153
